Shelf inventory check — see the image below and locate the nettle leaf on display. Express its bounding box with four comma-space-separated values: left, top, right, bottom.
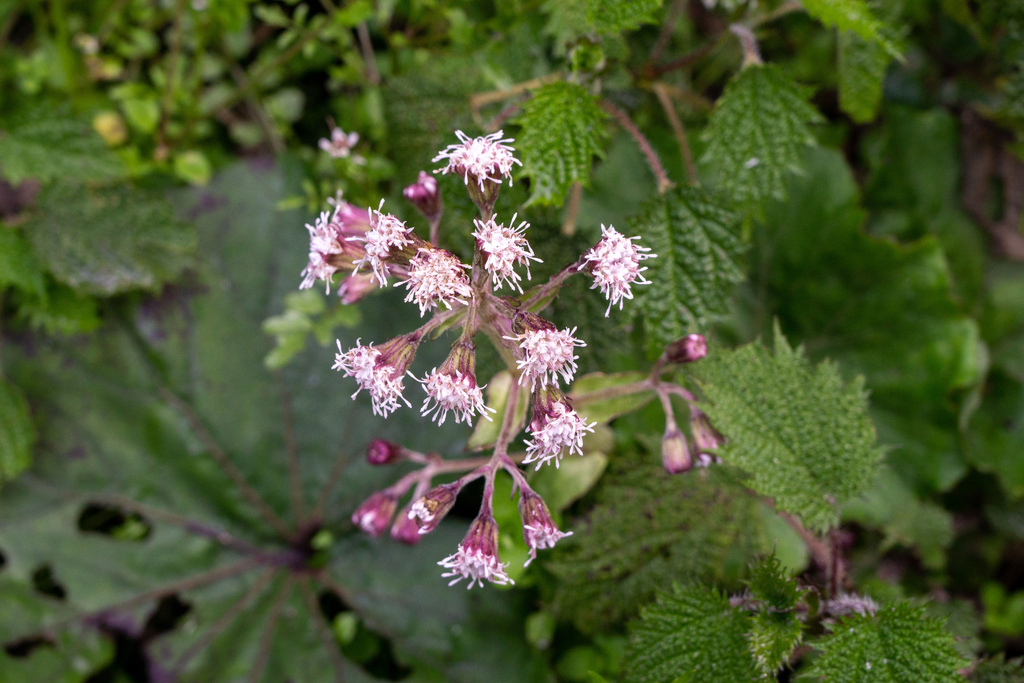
969, 655, 1024, 682
588, 0, 664, 34
625, 583, 757, 683
515, 81, 609, 206
0, 106, 124, 184
701, 64, 823, 210
800, 602, 966, 682
838, 30, 891, 123
694, 325, 884, 533
802, 0, 900, 55
631, 187, 746, 357
0, 160, 549, 682
24, 180, 196, 296
547, 459, 769, 632
0, 230, 45, 297
0, 380, 35, 485
745, 555, 806, 674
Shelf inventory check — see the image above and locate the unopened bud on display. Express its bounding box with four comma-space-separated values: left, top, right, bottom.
351, 491, 398, 536
366, 439, 402, 465
665, 334, 707, 364
408, 482, 460, 535
661, 427, 693, 474
403, 171, 443, 221
390, 507, 422, 545
338, 271, 378, 305
689, 410, 724, 453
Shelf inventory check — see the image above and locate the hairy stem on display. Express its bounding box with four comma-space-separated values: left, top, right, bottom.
522, 260, 583, 312
600, 99, 673, 194
653, 82, 698, 185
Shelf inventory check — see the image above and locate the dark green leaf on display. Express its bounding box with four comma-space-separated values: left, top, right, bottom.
631, 186, 746, 356
694, 324, 884, 533
838, 30, 890, 123
801, 0, 900, 56
515, 81, 609, 206
745, 554, 806, 674
0, 230, 45, 297
0, 380, 35, 485
588, 0, 664, 34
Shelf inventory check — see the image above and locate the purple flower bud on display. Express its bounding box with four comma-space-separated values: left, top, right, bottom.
403, 171, 443, 221
390, 507, 422, 545
690, 410, 724, 453
408, 482, 460, 535
366, 439, 402, 465
518, 489, 572, 566
351, 491, 398, 536
661, 427, 693, 474
665, 333, 707, 364
337, 271, 378, 305
438, 511, 513, 588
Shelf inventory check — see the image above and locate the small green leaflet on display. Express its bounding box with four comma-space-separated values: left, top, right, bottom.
838, 30, 891, 124
626, 583, 757, 683
745, 554, 806, 675
801, 0, 901, 57
0, 230, 45, 298
515, 81, 609, 206
694, 325, 884, 533
0, 380, 35, 485
701, 64, 823, 210
0, 105, 124, 184
799, 602, 966, 682
25, 180, 196, 296
631, 186, 745, 357
542, 0, 663, 46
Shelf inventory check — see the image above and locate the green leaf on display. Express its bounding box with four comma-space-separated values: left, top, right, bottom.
630, 187, 746, 356
529, 452, 609, 512
24, 180, 196, 295
569, 371, 654, 424
0, 106, 124, 184
515, 81, 609, 206
547, 460, 768, 632
701, 64, 823, 210
0, 230, 45, 297
467, 370, 531, 450
800, 602, 966, 682
801, 0, 900, 56
745, 555, 806, 674
694, 324, 884, 533
15, 282, 101, 335
0, 380, 35, 485
626, 583, 757, 683
969, 655, 1024, 683
838, 30, 890, 123
588, 0, 664, 34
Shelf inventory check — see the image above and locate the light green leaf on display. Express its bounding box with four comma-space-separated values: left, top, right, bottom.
569, 371, 653, 424
515, 81, 609, 206
0, 106, 124, 184
529, 452, 608, 512
630, 187, 746, 357
701, 64, 824, 210
801, 0, 900, 56
0, 380, 35, 485
24, 180, 196, 295
838, 30, 890, 123
694, 324, 884, 533
800, 602, 966, 682
467, 370, 530, 450
626, 583, 757, 683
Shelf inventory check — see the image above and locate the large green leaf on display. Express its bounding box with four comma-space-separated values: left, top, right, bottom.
0, 159, 550, 681
25, 180, 196, 296
801, 0, 901, 56
630, 186, 746, 356
838, 30, 891, 124
694, 325, 884, 533
515, 81, 609, 206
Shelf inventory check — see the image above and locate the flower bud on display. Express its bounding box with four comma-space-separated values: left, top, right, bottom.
337, 271, 378, 305
438, 511, 513, 588
664, 333, 707, 364
690, 410, 724, 453
661, 426, 693, 474
351, 491, 398, 536
366, 439, 402, 465
403, 171, 443, 221
518, 489, 572, 566
390, 507, 422, 545
408, 482, 460, 535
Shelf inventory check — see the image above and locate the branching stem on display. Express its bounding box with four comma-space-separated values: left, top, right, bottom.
599, 99, 673, 194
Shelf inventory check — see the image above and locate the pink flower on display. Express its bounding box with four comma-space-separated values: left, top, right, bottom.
332, 337, 416, 417
433, 130, 522, 190
408, 483, 460, 535
518, 490, 572, 566
438, 513, 513, 588
351, 200, 416, 286
507, 325, 586, 389
403, 171, 443, 221
398, 247, 473, 316
337, 271, 378, 304
419, 369, 493, 426
472, 213, 541, 292
319, 126, 364, 164
524, 392, 595, 470
390, 507, 423, 545
299, 208, 366, 292
351, 491, 398, 536
582, 224, 655, 315
665, 333, 708, 364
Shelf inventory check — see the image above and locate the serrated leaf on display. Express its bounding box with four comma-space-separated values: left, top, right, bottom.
548, 461, 768, 632
0, 106, 124, 184
0, 380, 35, 485
694, 325, 884, 533
799, 602, 966, 682
588, 0, 664, 34
745, 554, 806, 674
969, 655, 1024, 682
838, 30, 890, 123
626, 583, 757, 683
0, 230, 45, 297
24, 181, 196, 295
701, 64, 823, 209
801, 0, 900, 56
630, 187, 745, 356
515, 81, 609, 206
